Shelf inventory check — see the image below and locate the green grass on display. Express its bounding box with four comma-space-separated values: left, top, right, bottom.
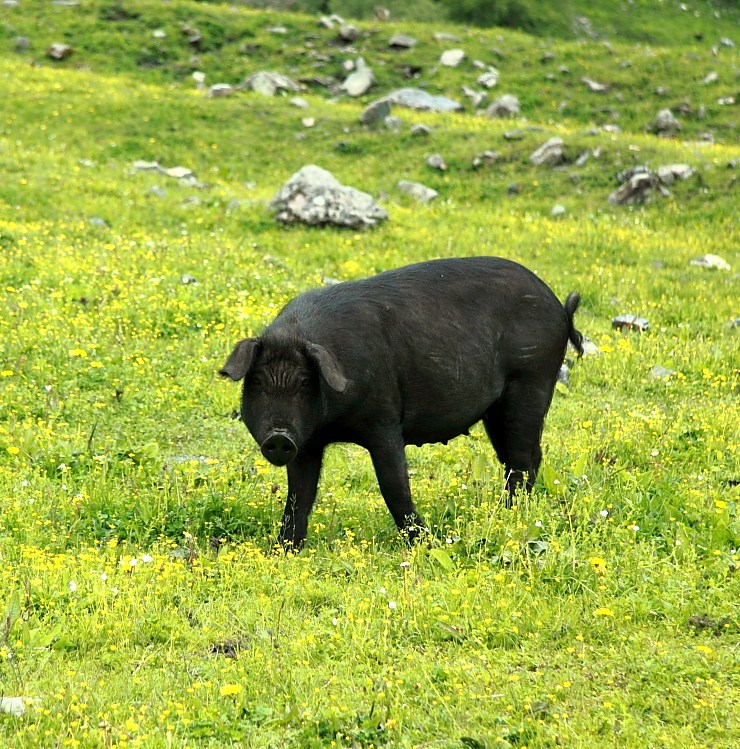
0, 1, 738, 747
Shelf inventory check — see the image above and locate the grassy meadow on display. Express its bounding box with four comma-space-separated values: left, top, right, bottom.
0, 1, 738, 747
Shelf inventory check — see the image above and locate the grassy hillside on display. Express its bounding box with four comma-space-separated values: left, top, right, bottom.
0, 1, 738, 748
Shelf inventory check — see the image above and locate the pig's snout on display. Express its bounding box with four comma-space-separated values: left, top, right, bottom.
260, 431, 298, 467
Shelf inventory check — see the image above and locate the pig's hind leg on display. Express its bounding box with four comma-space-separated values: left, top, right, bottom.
482, 377, 556, 505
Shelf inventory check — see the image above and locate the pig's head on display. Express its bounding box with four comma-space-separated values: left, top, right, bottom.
220, 335, 347, 467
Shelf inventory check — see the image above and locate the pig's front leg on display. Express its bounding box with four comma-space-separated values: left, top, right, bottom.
279, 446, 324, 550
368, 433, 425, 541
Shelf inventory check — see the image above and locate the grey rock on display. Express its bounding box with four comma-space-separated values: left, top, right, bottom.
434, 32, 460, 43
411, 124, 432, 137
342, 58, 374, 97
290, 97, 309, 109
426, 154, 447, 171
0, 697, 30, 717
181, 274, 198, 285
656, 164, 694, 185
267, 25, 288, 35
557, 363, 571, 387
14, 36, 29, 52
653, 108, 680, 132
507, 183, 520, 195
384, 115, 403, 131
46, 43, 73, 60
207, 84, 234, 98
477, 67, 500, 89
88, 217, 109, 228
717, 96, 735, 105
239, 71, 301, 96
397, 180, 438, 203
581, 338, 601, 356
612, 314, 649, 332
472, 150, 499, 169
360, 99, 391, 125
651, 365, 675, 380
440, 49, 466, 67
504, 129, 525, 140
270, 165, 388, 228
148, 186, 167, 198
461, 85, 486, 108
582, 77, 610, 92
319, 14, 344, 29
375, 88, 463, 112
550, 203, 566, 217
389, 34, 417, 49
541, 51, 556, 63
719, 37, 734, 48
338, 24, 360, 43
486, 94, 520, 118
689, 254, 731, 271
701, 71, 719, 85
575, 150, 590, 167
530, 137, 565, 166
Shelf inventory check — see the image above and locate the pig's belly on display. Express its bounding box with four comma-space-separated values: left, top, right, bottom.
401, 402, 490, 447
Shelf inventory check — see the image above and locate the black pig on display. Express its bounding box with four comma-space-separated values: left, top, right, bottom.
221, 257, 583, 548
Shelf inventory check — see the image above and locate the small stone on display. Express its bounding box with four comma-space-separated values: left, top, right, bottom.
290, 97, 309, 109
302, 117, 315, 128
557, 364, 571, 387
0, 697, 29, 717
486, 94, 520, 118
46, 43, 73, 60
397, 180, 438, 203
434, 32, 460, 43
477, 68, 499, 88
717, 96, 735, 106
181, 274, 198, 285
165, 166, 195, 180
338, 25, 360, 43
550, 204, 566, 217
389, 34, 416, 49
426, 154, 447, 171
14, 36, 29, 52
359, 99, 391, 125
575, 150, 590, 167
503, 129, 525, 140
384, 115, 402, 131
651, 365, 675, 380
612, 315, 649, 332
541, 51, 556, 63
375, 88, 462, 112
701, 71, 719, 84
582, 77, 610, 92
689, 254, 731, 271
471, 150, 499, 169
440, 49, 465, 67
530, 137, 565, 167
581, 338, 601, 356
461, 85, 486, 108
207, 84, 234, 98
411, 124, 432, 137
267, 25, 288, 35
656, 164, 694, 185
653, 108, 680, 132
88, 217, 109, 228
507, 183, 520, 195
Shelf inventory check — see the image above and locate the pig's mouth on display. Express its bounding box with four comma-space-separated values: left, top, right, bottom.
260, 431, 298, 467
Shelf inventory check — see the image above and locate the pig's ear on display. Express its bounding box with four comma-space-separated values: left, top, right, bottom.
219, 339, 260, 381
305, 342, 348, 392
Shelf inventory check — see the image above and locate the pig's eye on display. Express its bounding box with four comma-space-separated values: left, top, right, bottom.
299, 375, 313, 390
247, 374, 263, 389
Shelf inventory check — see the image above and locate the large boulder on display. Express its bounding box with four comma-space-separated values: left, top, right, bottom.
271, 166, 387, 228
